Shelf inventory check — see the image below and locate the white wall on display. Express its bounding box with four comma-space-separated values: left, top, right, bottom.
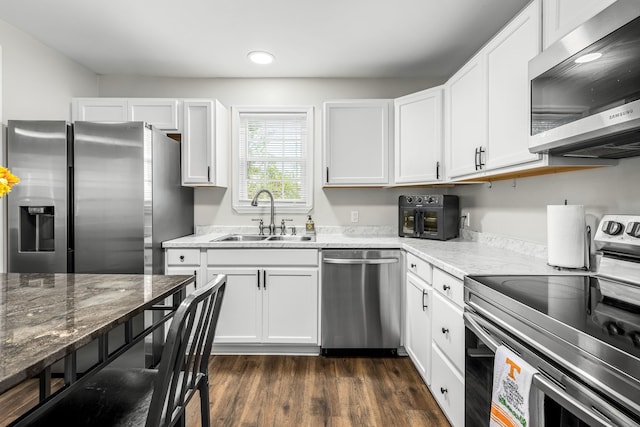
451, 157, 640, 244
0, 18, 98, 272
98, 76, 444, 229
0, 19, 98, 121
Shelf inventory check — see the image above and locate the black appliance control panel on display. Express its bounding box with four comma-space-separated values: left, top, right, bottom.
400, 195, 443, 207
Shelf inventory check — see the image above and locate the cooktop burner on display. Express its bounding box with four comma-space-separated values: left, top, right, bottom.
469, 274, 640, 359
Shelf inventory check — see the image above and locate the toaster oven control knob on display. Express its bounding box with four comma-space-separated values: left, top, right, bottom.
605, 322, 623, 336
602, 220, 623, 235
416, 197, 423, 203
625, 222, 640, 238
406, 196, 413, 204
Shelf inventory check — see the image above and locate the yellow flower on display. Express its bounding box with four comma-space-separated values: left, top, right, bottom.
0, 166, 20, 198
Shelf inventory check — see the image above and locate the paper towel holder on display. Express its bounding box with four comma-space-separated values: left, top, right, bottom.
584, 225, 591, 271
549, 225, 591, 271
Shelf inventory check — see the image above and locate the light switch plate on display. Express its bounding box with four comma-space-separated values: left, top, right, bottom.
350, 210, 359, 223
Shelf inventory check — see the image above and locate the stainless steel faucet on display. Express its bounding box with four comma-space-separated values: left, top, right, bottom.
251, 189, 276, 235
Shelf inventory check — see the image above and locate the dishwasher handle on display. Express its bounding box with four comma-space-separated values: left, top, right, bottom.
323, 257, 399, 265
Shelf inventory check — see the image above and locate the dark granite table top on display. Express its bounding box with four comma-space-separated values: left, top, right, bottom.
0, 273, 194, 395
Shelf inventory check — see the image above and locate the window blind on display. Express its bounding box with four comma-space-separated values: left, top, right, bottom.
238, 112, 309, 206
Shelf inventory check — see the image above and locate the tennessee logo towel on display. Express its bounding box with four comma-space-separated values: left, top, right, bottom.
490, 345, 536, 427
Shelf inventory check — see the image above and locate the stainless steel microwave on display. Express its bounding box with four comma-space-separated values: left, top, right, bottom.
398, 195, 459, 241
529, 0, 640, 159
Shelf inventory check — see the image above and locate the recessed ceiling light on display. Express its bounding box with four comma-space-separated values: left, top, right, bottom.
575, 52, 602, 64
248, 51, 275, 65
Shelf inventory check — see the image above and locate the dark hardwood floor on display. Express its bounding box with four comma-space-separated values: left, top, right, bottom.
1, 355, 451, 427
200, 355, 450, 427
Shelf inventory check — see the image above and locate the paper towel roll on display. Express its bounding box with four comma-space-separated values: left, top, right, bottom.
547, 205, 586, 269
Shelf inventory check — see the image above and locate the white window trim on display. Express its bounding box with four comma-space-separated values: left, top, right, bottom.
231, 105, 314, 214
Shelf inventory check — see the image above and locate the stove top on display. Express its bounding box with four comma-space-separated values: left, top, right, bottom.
465, 215, 640, 420
467, 274, 640, 360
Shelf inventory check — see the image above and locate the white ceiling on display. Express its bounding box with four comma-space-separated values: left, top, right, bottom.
0, 0, 530, 79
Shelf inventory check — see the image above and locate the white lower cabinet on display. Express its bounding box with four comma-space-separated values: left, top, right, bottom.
262, 269, 319, 343
404, 257, 466, 427
430, 268, 465, 427
208, 269, 263, 343
431, 345, 465, 427
405, 271, 432, 386
207, 249, 319, 347
208, 267, 318, 344
165, 248, 204, 290
432, 291, 465, 373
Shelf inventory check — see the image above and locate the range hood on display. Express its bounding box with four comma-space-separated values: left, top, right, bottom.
528, 0, 640, 159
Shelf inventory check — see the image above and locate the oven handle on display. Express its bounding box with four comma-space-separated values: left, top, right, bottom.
464, 310, 639, 427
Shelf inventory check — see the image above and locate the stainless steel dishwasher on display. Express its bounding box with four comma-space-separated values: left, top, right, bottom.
321, 249, 402, 355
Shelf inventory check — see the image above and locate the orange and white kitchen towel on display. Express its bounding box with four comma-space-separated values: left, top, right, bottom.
490, 345, 536, 427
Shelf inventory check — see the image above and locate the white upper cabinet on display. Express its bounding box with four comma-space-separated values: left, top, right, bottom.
485, 0, 541, 170
394, 87, 444, 184
446, 54, 487, 179
447, 0, 544, 180
73, 98, 128, 122
543, 0, 616, 49
181, 99, 228, 187
323, 100, 392, 186
127, 99, 180, 131
72, 98, 180, 130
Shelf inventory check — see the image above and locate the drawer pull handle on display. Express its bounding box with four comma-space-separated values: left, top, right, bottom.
441, 327, 449, 334
179, 255, 185, 262
440, 387, 448, 395
410, 263, 417, 268
422, 290, 428, 311
442, 284, 451, 291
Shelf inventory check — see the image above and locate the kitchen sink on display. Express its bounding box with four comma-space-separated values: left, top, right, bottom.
211, 234, 314, 242
265, 235, 314, 241
211, 234, 269, 242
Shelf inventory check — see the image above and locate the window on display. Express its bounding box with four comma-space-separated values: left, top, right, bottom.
232, 106, 313, 213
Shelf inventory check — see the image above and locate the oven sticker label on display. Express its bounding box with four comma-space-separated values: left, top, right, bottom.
490, 346, 537, 427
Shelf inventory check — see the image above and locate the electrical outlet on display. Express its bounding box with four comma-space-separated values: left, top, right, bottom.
350, 210, 359, 223
464, 212, 471, 227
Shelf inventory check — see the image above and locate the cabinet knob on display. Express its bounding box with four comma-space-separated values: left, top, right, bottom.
440, 387, 448, 395
442, 284, 451, 291
441, 327, 449, 334
410, 263, 417, 268
179, 255, 185, 262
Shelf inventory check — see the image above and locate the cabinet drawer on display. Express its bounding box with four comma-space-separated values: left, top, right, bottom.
433, 268, 463, 307
166, 249, 201, 266
431, 345, 464, 427
432, 291, 465, 372
207, 249, 318, 266
406, 252, 432, 283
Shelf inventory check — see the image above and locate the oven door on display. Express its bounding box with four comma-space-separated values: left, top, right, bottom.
399, 207, 422, 237
464, 310, 638, 427
421, 209, 442, 239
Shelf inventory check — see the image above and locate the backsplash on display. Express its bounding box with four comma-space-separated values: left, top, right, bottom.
459, 228, 547, 260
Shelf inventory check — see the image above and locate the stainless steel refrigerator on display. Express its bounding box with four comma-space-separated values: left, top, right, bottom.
6, 120, 194, 275
6, 120, 194, 370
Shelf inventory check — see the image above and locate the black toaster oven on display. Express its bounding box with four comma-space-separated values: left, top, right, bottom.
398, 195, 459, 240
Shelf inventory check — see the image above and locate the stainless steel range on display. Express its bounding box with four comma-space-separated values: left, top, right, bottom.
464, 215, 640, 427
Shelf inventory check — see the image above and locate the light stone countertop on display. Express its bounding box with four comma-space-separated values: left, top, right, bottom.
163, 232, 579, 280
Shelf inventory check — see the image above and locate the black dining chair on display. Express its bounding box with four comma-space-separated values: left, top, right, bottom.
20, 274, 226, 427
